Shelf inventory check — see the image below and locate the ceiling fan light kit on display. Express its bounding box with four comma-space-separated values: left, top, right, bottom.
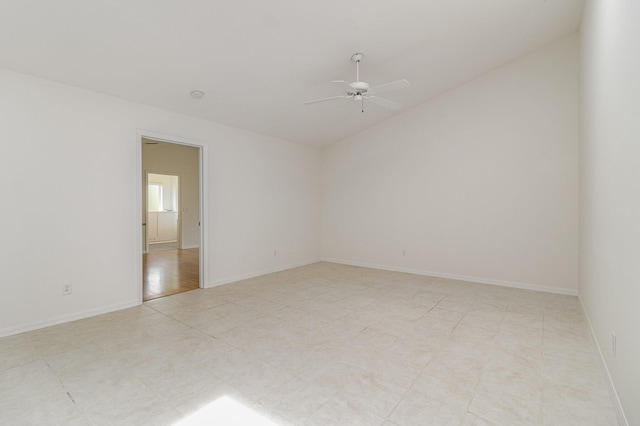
305, 52, 410, 112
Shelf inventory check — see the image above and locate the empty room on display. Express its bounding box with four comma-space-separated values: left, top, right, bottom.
0, 0, 638, 425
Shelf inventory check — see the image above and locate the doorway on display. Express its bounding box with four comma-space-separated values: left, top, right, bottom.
139, 134, 206, 302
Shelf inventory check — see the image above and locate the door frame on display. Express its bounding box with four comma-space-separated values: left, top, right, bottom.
135, 130, 209, 304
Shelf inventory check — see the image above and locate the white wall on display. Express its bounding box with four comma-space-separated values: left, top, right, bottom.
322, 35, 579, 293
0, 69, 321, 337
144, 144, 200, 248
580, 1, 640, 424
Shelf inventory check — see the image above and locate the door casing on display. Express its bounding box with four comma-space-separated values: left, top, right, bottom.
136, 130, 209, 304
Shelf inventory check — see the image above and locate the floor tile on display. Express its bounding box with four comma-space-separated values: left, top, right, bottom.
389, 389, 466, 426
0, 262, 618, 425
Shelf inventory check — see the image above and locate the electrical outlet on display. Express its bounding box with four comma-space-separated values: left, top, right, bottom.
62, 284, 72, 296
402, 250, 406, 256
273, 250, 277, 256
612, 333, 617, 356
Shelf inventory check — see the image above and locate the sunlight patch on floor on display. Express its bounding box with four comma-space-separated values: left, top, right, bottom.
174, 396, 279, 426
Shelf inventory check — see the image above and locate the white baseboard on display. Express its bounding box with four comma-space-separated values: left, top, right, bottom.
207, 258, 322, 288
1, 259, 320, 338
181, 244, 200, 250
321, 257, 578, 296
578, 295, 628, 426
0, 299, 140, 339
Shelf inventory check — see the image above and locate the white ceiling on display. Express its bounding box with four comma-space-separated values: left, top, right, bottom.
0, 0, 584, 147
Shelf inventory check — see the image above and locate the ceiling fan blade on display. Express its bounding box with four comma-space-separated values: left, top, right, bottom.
331, 80, 352, 90
304, 95, 349, 105
369, 79, 410, 95
366, 96, 402, 110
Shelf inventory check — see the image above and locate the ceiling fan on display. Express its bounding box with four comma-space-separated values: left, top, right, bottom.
305, 53, 410, 112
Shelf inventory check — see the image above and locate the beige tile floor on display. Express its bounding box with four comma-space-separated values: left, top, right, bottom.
0, 262, 619, 425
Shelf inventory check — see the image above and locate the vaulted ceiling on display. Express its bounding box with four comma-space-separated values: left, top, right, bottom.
0, 0, 584, 146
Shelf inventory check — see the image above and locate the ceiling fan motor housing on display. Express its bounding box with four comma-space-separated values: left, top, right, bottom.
350, 81, 370, 91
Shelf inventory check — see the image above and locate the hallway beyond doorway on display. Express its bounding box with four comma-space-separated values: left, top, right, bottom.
143, 248, 199, 301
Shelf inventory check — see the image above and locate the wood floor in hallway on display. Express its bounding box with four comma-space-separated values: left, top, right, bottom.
143, 248, 199, 301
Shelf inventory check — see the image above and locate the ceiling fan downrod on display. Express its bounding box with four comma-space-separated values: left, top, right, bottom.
351, 53, 363, 82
